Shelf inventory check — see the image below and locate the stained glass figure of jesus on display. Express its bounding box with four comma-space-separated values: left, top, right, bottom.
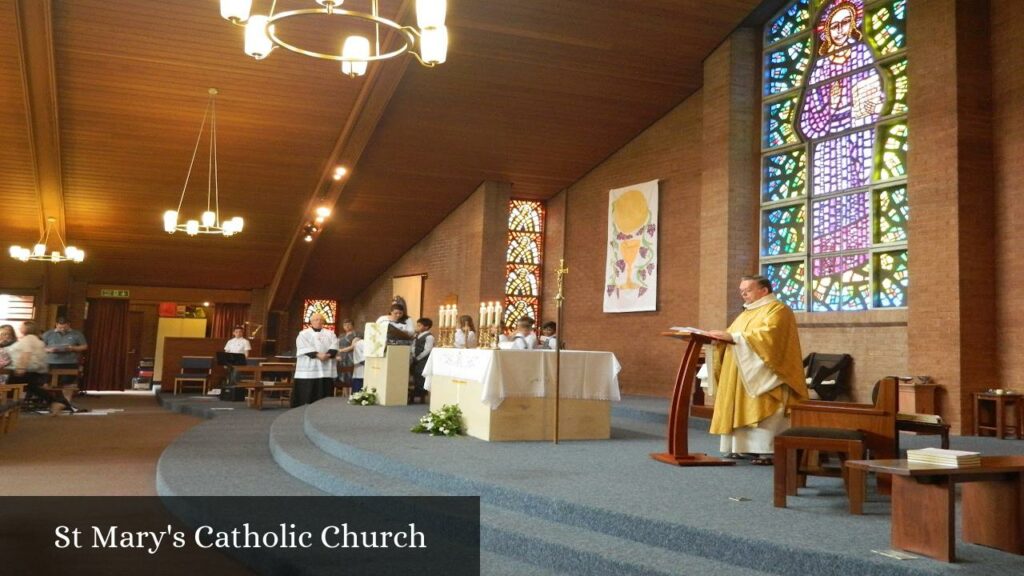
798, 0, 885, 197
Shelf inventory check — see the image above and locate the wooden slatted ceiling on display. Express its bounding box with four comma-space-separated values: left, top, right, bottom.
50, 0, 375, 288
0, 0, 46, 289
300, 0, 762, 299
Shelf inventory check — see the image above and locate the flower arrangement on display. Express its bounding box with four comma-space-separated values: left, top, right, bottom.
411, 404, 464, 437
348, 388, 378, 406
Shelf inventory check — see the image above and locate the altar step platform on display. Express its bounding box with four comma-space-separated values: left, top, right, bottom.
155, 395, 1024, 576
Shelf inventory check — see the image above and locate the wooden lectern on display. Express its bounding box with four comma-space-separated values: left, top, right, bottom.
651, 330, 735, 466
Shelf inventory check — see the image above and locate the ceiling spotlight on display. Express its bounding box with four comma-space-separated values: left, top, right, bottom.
315, 206, 331, 218
304, 234, 313, 242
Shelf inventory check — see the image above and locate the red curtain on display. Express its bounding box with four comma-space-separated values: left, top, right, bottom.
211, 303, 250, 339
84, 298, 130, 391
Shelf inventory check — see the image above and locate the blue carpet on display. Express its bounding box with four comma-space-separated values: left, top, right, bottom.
157, 394, 1024, 575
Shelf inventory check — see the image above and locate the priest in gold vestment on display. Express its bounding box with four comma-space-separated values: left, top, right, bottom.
705, 275, 808, 462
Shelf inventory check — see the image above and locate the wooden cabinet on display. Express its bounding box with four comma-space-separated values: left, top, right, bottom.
154, 318, 207, 381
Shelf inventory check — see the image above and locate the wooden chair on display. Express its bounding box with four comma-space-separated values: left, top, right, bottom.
803, 352, 853, 401
173, 356, 213, 394
774, 376, 900, 507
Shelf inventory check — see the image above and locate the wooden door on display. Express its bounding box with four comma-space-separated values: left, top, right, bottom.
127, 311, 144, 384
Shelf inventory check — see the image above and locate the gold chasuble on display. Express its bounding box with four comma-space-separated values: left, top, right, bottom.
708, 294, 807, 453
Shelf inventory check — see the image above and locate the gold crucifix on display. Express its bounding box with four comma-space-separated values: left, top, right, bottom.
555, 258, 569, 306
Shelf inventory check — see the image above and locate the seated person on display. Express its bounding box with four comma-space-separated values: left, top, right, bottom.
410, 318, 434, 401
8, 321, 76, 413
376, 304, 415, 342
509, 317, 538, 350
454, 315, 478, 349
538, 321, 558, 350
223, 326, 251, 357
0, 324, 15, 370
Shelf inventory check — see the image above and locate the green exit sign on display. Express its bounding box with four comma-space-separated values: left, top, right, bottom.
100, 289, 130, 298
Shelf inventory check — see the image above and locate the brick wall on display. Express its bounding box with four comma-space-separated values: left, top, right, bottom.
993, 0, 1024, 393
560, 94, 704, 397
347, 181, 510, 328
907, 0, 997, 433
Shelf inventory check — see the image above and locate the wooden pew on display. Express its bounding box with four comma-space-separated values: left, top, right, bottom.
1, 383, 26, 435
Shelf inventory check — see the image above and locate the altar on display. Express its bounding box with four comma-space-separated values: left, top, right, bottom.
422, 349, 621, 441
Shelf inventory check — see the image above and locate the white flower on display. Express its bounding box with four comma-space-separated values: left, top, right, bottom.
361, 400, 368, 405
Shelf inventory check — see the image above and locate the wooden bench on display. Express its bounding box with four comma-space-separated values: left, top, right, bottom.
44, 368, 81, 407
774, 427, 867, 514
1, 383, 26, 435
236, 382, 293, 410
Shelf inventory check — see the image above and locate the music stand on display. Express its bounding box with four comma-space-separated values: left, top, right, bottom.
216, 352, 247, 366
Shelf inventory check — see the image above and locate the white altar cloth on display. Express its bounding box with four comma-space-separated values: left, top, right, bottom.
423, 349, 621, 409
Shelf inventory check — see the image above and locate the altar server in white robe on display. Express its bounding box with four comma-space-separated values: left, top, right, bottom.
292, 313, 339, 407
510, 317, 538, 350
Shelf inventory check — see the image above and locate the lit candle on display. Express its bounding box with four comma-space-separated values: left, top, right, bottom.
480, 302, 487, 328
486, 302, 494, 328
451, 305, 458, 328
439, 305, 445, 327
444, 305, 452, 328
494, 301, 503, 328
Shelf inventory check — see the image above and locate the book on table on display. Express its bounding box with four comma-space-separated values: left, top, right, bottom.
897, 412, 944, 424
906, 447, 981, 468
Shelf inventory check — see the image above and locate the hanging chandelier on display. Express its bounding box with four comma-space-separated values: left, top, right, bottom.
163, 88, 244, 237
219, 0, 448, 77
9, 217, 85, 263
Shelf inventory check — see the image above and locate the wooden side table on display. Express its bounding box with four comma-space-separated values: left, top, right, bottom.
899, 382, 939, 415
846, 456, 1024, 562
973, 392, 1023, 439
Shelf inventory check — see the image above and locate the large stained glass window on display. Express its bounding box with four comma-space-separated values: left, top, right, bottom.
503, 200, 544, 329
760, 0, 909, 311
303, 299, 337, 331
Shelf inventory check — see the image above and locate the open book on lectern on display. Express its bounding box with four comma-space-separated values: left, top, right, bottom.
669, 326, 711, 336
667, 327, 730, 342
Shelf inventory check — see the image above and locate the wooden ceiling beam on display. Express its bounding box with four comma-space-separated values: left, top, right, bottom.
15, 0, 69, 303
266, 0, 414, 311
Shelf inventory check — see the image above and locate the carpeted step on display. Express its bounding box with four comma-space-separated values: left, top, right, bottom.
270, 408, 773, 575
480, 551, 564, 576
269, 407, 433, 497
481, 503, 775, 576
157, 409, 323, 496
